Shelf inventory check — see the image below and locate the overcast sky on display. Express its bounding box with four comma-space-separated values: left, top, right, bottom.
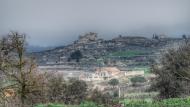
0, 0, 190, 46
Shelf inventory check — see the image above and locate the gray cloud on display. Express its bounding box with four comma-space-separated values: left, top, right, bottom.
0, 0, 190, 46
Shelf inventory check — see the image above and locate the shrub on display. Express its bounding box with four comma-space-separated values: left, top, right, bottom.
70, 50, 82, 62
87, 89, 113, 107
108, 79, 119, 86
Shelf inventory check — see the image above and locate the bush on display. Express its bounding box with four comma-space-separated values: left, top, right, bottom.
108, 79, 119, 86
70, 50, 82, 62
87, 89, 113, 107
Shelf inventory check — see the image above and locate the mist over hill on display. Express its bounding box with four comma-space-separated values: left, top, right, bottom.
26, 45, 56, 52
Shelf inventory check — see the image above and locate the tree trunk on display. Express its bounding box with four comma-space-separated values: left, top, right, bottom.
21, 84, 25, 107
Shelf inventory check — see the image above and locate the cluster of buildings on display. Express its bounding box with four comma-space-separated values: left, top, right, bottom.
79, 67, 123, 81
38, 65, 145, 82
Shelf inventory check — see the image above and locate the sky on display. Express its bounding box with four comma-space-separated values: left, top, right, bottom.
0, 0, 190, 46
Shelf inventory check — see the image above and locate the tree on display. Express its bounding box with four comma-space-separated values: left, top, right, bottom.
64, 79, 87, 104
182, 34, 187, 39
151, 42, 190, 99
46, 73, 66, 103
46, 76, 87, 104
108, 79, 119, 87
182, 34, 189, 44
0, 32, 45, 106
153, 34, 159, 40
70, 50, 82, 62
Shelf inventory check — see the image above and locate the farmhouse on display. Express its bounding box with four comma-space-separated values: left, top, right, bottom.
79, 67, 124, 81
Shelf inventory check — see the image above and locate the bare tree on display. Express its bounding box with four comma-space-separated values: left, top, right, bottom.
0, 32, 45, 107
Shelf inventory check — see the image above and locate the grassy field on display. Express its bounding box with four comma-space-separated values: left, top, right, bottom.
120, 97, 190, 107
35, 104, 78, 107
35, 97, 190, 107
133, 66, 151, 74
109, 50, 147, 58
124, 92, 158, 99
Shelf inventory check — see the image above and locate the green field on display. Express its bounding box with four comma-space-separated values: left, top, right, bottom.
133, 66, 151, 74
35, 104, 78, 107
35, 97, 190, 107
109, 50, 146, 58
120, 97, 190, 107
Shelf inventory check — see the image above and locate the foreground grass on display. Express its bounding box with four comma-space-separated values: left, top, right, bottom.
124, 92, 158, 99
35, 97, 190, 107
35, 103, 78, 107
35, 101, 101, 107
120, 97, 190, 107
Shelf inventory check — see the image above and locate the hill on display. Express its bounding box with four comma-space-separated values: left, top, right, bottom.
31, 32, 184, 70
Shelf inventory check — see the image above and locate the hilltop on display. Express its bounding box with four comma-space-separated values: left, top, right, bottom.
31, 32, 184, 70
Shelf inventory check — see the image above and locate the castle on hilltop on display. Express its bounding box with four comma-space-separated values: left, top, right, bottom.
77, 32, 98, 44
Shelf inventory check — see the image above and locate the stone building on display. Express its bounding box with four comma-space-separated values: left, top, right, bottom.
77, 32, 98, 44
79, 67, 123, 81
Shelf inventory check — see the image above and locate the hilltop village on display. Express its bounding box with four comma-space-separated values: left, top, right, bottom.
33, 32, 183, 81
